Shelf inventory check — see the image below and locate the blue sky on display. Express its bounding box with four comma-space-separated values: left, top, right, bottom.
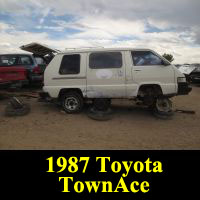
0, 0, 200, 63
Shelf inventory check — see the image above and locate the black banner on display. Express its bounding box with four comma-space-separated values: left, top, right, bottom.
0, 150, 199, 198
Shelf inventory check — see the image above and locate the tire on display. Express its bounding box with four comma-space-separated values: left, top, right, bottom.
152, 111, 174, 120
5, 103, 31, 117
87, 106, 113, 121
154, 97, 172, 112
9, 97, 23, 109
152, 97, 174, 119
61, 92, 83, 113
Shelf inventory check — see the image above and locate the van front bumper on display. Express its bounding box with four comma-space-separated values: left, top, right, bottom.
177, 82, 192, 95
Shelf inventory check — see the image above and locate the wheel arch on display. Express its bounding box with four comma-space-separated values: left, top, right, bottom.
58, 88, 84, 100
137, 84, 163, 97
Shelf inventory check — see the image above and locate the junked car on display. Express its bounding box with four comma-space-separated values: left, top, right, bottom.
0, 66, 27, 89
0, 53, 46, 85
189, 65, 200, 83
0, 43, 59, 86
178, 64, 200, 83
20, 42, 59, 85
40, 48, 192, 117
20, 42, 58, 65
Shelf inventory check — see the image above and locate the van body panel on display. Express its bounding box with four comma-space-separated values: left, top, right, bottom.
43, 48, 190, 100
86, 51, 126, 98
44, 53, 87, 98
124, 51, 138, 97
129, 50, 176, 95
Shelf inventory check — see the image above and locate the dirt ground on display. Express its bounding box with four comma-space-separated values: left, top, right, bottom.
0, 85, 200, 150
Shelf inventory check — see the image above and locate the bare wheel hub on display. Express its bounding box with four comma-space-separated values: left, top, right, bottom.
65, 97, 79, 111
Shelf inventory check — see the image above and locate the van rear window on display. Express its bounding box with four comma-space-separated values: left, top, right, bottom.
59, 54, 80, 75
89, 52, 122, 69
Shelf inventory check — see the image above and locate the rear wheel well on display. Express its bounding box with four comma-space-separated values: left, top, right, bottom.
58, 88, 83, 100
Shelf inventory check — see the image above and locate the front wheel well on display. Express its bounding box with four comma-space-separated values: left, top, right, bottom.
138, 84, 163, 97
137, 84, 163, 106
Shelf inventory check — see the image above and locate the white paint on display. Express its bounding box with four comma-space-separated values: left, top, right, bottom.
96, 69, 113, 79
44, 49, 187, 99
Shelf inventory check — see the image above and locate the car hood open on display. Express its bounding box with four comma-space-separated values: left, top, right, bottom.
20, 42, 60, 56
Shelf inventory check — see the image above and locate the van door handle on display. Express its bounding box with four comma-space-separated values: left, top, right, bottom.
134, 69, 142, 72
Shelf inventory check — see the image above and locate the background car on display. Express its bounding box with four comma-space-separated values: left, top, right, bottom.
189, 65, 200, 83
0, 53, 46, 85
0, 66, 27, 89
0, 43, 58, 87
178, 64, 200, 83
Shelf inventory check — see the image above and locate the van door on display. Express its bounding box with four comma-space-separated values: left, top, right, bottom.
86, 51, 126, 98
130, 50, 176, 95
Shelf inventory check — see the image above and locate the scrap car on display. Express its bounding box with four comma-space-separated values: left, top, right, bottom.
189, 64, 200, 83
40, 47, 192, 118
0, 42, 59, 87
0, 53, 46, 85
0, 66, 27, 89
178, 64, 200, 83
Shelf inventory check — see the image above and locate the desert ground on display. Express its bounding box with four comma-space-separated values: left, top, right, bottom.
0, 85, 200, 150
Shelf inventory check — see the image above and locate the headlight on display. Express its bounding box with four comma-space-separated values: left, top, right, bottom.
177, 77, 186, 83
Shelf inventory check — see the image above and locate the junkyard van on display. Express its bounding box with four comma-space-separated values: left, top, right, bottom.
41, 48, 192, 114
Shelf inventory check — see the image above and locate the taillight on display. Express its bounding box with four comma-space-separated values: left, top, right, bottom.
33, 66, 42, 74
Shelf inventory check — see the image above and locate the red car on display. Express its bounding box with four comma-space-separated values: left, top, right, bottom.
0, 43, 58, 89
0, 66, 28, 89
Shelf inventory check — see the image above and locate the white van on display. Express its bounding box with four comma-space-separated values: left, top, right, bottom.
41, 48, 191, 113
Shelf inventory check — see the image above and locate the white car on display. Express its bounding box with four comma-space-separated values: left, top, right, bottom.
41, 48, 191, 113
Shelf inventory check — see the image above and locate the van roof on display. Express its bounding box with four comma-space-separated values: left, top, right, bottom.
59, 48, 152, 54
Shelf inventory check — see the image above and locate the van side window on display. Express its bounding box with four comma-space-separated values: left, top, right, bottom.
59, 54, 80, 74
131, 51, 163, 66
89, 52, 122, 69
